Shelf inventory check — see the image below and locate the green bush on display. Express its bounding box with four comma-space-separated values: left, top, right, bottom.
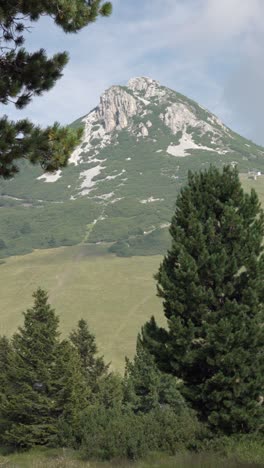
144, 407, 201, 454
200, 434, 264, 465
109, 228, 171, 257
79, 406, 147, 460
79, 405, 200, 461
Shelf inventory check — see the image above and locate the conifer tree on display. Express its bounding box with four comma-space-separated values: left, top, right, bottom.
0, 288, 60, 447
96, 373, 124, 409
142, 166, 264, 434
70, 319, 108, 391
124, 335, 187, 415
0, 0, 112, 178
51, 340, 89, 446
0, 336, 12, 438
0, 336, 11, 390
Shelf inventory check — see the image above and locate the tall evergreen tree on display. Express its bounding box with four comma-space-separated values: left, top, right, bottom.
0, 0, 112, 178
51, 340, 89, 446
142, 166, 264, 434
70, 319, 108, 391
0, 288, 60, 447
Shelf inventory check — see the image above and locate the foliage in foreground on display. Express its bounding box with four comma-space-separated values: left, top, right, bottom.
0, 0, 112, 178
142, 166, 264, 434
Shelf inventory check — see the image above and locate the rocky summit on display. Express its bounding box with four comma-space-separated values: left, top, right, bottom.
1, 77, 264, 257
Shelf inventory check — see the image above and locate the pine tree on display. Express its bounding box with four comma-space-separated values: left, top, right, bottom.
96, 373, 124, 410
142, 166, 264, 434
0, 0, 112, 178
51, 340, 89, 446
0, 336, 11, 389
0, 288, 60, 447
70, 319, 108, 391
124, 335, 187, 415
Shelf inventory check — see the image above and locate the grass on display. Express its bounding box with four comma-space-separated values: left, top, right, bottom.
0, 447, 263, 468
0, 244, 164, 371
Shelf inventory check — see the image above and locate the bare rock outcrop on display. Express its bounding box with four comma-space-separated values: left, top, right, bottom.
97, 86, 138, 132
160, 102, 217, 135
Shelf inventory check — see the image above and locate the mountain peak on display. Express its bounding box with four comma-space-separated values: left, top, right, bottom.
68, 77, 235, 171
127, 76, 160, 93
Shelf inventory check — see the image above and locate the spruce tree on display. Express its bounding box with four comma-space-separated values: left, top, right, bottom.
51, 340, 89, 446
124, 335, 187, 415
0, 336, 11, 390
0, 0, 112, 178
142, 166, 264, 434
0, 288, 60, 447
70, 319, 108, 391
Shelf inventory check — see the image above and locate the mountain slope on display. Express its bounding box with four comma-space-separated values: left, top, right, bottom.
0, 77, 264, 257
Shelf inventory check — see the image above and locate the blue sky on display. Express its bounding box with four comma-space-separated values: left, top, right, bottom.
5, 0, 264, 144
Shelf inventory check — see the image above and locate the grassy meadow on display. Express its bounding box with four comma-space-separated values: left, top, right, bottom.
1, 445, 264, 468
0, 244, 164, 371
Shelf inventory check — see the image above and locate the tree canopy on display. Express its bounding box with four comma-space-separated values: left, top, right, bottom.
142, 166, 264, 434
0, 0, 112, 178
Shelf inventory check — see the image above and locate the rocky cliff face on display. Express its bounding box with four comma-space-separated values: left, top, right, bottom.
98, 86, 138, 132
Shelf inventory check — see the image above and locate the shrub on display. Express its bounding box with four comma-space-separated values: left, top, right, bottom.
79, 405, 200, 461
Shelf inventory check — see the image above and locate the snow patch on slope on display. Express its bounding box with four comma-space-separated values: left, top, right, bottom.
105, 169, 126, 180
70, 146, 83, 166
167, 133, 216, 157
37, 170, 62, 183
140, 196, 164, 204
97, 192, 114, 200
80, 165, 105, 195
136, 96, 150, 106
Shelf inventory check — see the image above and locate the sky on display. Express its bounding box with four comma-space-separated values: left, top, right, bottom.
5, 0, 264, 145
